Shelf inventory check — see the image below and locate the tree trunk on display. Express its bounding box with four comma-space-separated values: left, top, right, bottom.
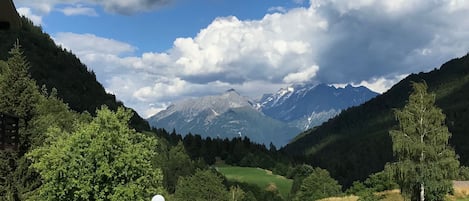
420, 182, 425, 201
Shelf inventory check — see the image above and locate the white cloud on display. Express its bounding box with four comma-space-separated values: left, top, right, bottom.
54, 32, 136, 55
356, 75, 408, 94
16, 0, 171, 15
283, 65, 319, 83
51, 0, 469, 117
268, 6, 287, 13
60, 5, 98, 16
17, 7, 43, 25
133, 77, 189, 102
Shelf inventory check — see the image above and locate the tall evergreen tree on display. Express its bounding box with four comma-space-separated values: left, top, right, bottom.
0, 43, 41, 200
389, 82, 459, 201
162, 141, 195, 193
0, 42, 39, 123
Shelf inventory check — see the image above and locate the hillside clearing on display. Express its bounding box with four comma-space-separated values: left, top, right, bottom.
216, 166, 292, 198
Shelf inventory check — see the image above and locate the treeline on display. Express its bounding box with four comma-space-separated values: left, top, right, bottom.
0, 42, 291, 201
0, 18, 311, 201
0, 17, 149, 131
152, 128, 292, 176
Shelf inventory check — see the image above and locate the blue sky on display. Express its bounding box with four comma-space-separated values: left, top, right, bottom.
14, 0, 469, 118
20, 0, 308, 53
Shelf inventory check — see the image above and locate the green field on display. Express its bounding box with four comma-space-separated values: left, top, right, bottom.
216, 166, 293, 198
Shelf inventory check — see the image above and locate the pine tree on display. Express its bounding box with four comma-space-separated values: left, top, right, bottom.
0, 43, 41, 200
0, 42, 40, 122
389, 82, 459, 201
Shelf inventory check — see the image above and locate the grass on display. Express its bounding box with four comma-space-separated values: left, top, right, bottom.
449, 181, 469, 201
317, 190, 402, 201
318, 195, 358, 201
216, 166, 293, 199
319, 183, 469, 201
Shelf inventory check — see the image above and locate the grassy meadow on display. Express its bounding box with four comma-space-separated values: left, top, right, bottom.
318, 183, 469, 201
216, 166, 293, 198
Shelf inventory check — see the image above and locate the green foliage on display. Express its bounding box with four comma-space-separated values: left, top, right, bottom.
27, 107, 164, 200
229, 185, 246, 201
0, 17, 149, 131
156, 130, 290, 174
346, 181, 368, 195
216, 166, 292, 199
458, 166, 469, 180
357, 191, 383, 201
162, 141, 195, 193
288, 164, 314, 196
27, 87, 82, 148
0, 151, 17, 200
345, 170, 398, 201
0, 44, 42, 200
293, 167, 342, 201
226, 180, 284, 201
363, 170, 398, 192
0, 42, 40, 122
346, 181, 384, 201
389, 82, 460, 201
174, 169, 229, 201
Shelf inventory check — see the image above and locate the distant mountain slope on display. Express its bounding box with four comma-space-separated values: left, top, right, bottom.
258, 83, 378, 130
148, 89, 300, 146
283, 54, 469, 186
0, 17, 149, 131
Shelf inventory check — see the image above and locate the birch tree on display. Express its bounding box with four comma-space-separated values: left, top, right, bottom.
389, 82, 459, 201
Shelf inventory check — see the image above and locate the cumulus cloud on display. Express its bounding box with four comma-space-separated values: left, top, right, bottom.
90, 0, 170, 15
268, 6, 287, 13
283, 65, 319, 83
17, 7, 43, 25
60, 5, 98, 16
357, 74, 409, 93
16, 0, 171, 15
52, 0, 469, 117
54, 32, 136, 55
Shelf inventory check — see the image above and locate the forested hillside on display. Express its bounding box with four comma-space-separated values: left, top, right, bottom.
0, 17, 149, 131
283, 54, 469, 186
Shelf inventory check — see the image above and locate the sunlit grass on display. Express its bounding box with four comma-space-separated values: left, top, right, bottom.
216, 166, 292, 199
317, 195, 358, 201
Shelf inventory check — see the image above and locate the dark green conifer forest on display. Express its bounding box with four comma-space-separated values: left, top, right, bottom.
283, 54, 469, 187
0, 17, 149, 132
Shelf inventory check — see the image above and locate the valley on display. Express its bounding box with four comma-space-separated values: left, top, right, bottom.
2, 1, 469, 200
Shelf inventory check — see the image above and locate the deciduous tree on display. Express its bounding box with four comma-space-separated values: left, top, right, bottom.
389, 82, 459, 201
293, 167, 342, 201
28, 107, 164, 201
174, 169, 228, 201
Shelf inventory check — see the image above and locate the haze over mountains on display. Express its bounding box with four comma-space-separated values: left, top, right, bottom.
148, 83, 378, 146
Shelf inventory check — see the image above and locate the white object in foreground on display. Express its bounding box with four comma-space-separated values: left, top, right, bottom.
152, 195, 165, 201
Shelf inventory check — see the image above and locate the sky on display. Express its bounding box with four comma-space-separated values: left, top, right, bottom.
14, 0, 469, 118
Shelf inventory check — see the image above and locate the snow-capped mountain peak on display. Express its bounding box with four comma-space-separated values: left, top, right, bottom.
258, 83, 378, 129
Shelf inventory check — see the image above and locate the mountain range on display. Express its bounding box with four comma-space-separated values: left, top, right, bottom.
258, 83, 378, 130
148, 89, 300, 147
148, 84, 378, 146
